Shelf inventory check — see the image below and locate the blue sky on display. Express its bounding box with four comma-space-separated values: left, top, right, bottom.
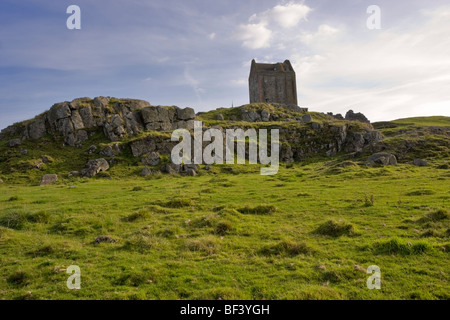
1, 0, 449, 130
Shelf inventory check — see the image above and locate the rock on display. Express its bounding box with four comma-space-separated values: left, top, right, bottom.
34, 162, 44, 169
161, 163, 180, 174
42, 156, 53, 163
302, 114, 313, 123
261, 110, 270, 122
217, 114, 224, 121
368, 152, 397, 166
94, 235, 116, 245
345, 110, 370, 123
334, 113, 344, 120
100, 146, 115, 157
413, 159, 428, 166
177, 107, 195, 120
311, 122, 321, 130
20, 149, 28, 155
8, 138, 21, 147
0, 179, 3, 183
76, 130, 89, 143
40, 174, 58, 186
141, 151, 160, 166
281, 145, 294, 162
68, 171, 80, 177
81, 158, 110, 177
242, 110, 261, 122
28, 117, 47, 140
88, 145, 97, 154
48, 103, 71, 123
186, 168, 197, 176
139, 167, 153, 177
130, 137, 156, 157
204, 165, 211, 171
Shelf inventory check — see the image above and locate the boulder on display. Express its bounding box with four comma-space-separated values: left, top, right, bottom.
68, 171, 80, 177
99, 146, 115, 157
186, 168, 197, 176
345, 110, 370, 123
139, 167, 153, 177
261, 110, 270, 122
177, 107, 195, 120
217, 114, 224, 121
42, 156, 53, 163
242, 110, 261, 122
368, 152, 397, 166
302, 114, 313, 123
161, 163, 180, 174
28, 117, 47, 140
88, 145, 97, 154
81, 158, 110, 177
141, 151, 160, 166
40, 174, 58, 186
8, 138, 21, 147
94, 235, 116, 245
20, 149, 28, 155
130, 137, 156, 157
413, 159, 428, 167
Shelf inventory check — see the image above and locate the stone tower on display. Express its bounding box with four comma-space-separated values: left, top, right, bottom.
249, 59, 298, 105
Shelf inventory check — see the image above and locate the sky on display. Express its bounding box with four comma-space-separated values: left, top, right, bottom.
0, 0, 449, 130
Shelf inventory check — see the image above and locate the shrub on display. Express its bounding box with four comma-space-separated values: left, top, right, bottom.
122, 232, 159, 253
418, 209, 448, 223
406, 190, 435, 196
373, 237, 432, 255
213, 220, 233, 236
0, 209, 29, 229
237, 205, 276, 215
314, 220, 357, 237
161, 199, 193, 208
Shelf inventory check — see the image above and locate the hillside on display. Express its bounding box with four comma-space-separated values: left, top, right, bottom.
0, 98, 448, 300
1, 97, 447, 185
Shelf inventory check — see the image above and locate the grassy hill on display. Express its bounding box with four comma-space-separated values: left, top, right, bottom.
0, 115, 448, 300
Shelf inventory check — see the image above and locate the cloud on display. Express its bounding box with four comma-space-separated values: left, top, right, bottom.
234, 1, 311, 49
249, 2, 311, 28
291, 6, 450, 120
209, 32, 216, 40
234, 23, 272, 49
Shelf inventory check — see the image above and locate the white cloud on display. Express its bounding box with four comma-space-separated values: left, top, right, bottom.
209, 32, 216, 40
291, 7, 450, 120
234, 2, 311, 49
234, 23, 272, 49
249, 2, 311, 28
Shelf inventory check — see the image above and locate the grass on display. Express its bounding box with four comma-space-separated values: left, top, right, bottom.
0, 161, 448, 300
0, 115, 448, 300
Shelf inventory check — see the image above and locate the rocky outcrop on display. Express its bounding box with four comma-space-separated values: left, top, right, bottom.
345, 110, 370, 124
40, 174, 58, 185
368, 153, 397, 166
0, 97, 196, 147
81, 158, 110, 177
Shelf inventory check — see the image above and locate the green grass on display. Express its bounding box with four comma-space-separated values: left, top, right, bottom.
0, 161, 449, 300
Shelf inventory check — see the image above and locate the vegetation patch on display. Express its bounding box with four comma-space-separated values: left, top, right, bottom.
373, 237, 432, 255
259, 240, 314, 257
417, 209, 448, 223
237, 205, 277, 215
314, 220, 357, 237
